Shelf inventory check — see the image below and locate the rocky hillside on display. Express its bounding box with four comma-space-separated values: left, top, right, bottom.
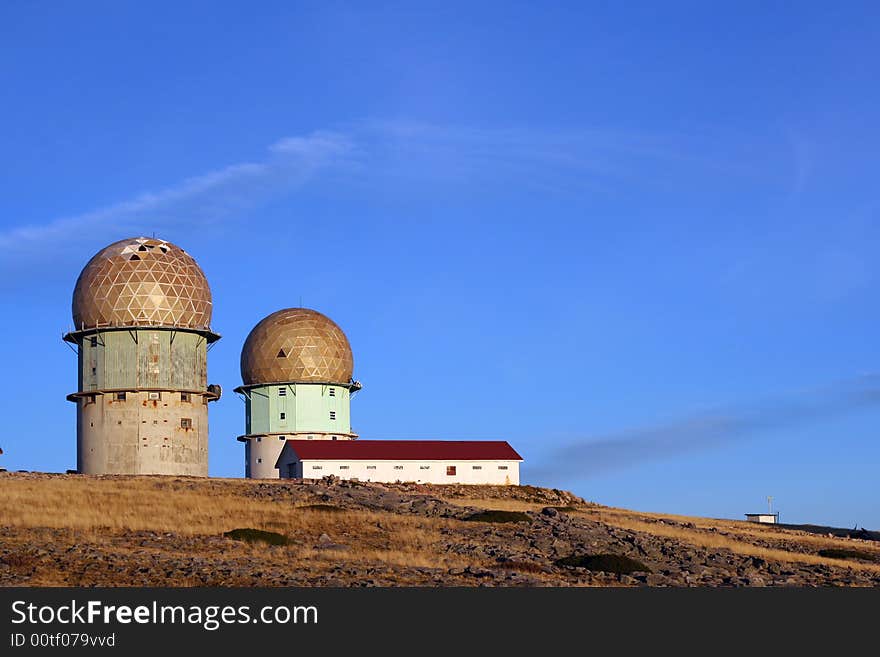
1, 472, 878, 586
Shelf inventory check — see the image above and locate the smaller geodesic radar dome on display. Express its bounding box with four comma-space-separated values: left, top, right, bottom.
72, 237, 213, 331
240, 308, 354, 385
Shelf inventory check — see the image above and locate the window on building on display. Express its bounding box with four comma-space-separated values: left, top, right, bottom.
366, 465, 377, 470
280, 412, 286, 420
498, 465, 508, 470
472, 465, 482, 470
257, 458, 262, 464
180, 418, 192, 429
329, 411, 336, 420
419, 465, 430, 470
181, 392, 190, 403
89, 337, 97, 347
312, 465, 323, 470
278, 435, 285, 440
114, 392, 126, 401
91, 367, 96, 375
329, 388, 336, 397
256, 436, 262, 443
394, 465, 404, 470
446, 466, 456, 476
278, 387, 286, 396
339, 465, 349, 470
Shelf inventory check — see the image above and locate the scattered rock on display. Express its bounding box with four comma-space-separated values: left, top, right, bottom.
313, 542, 349, 552
313, 532, 348, 551
3, 472, 878, 588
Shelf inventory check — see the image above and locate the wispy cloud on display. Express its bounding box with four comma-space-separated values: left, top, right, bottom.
527, 374, 880, 483
0, 162, 265, 248
0, 130, 354, 256
352, 119, 751, 196
0, 120, 775, 263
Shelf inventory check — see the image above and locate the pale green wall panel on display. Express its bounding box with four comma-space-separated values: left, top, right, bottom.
244, 383, 352, 435
249, 388, 270, 434
78, 329, 206, 391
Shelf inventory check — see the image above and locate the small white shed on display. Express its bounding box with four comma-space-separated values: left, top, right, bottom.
745, 513, 779, 524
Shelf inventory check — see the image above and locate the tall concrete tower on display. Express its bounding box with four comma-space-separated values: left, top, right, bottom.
235, 308, 361, 478
64, 237, 221, 476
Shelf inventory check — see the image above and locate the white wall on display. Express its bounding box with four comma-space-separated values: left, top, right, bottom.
78, 391, 208, 476
244, 434, 290, 479
243, 434, 358, 479
279, 457, 520, 485
746, 514, 777, 524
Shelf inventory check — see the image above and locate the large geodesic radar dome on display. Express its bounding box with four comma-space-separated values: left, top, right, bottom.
72, 237, 213, 332
240, 308, 354, 385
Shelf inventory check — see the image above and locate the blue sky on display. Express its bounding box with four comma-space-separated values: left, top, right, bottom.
1, 2, 878, 528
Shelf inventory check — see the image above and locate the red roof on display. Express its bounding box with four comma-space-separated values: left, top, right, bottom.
283, 440, 523, 461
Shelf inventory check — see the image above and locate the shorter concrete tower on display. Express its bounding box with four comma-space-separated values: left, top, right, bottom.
235, 308, 361, 478
65, 237, 221, 476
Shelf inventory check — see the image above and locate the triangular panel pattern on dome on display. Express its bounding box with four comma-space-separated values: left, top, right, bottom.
240, 308, 353, 385
72, 237, 213, 331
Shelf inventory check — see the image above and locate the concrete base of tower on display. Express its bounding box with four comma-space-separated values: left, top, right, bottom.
74, 390, 209, 476
238, 431, 356, 479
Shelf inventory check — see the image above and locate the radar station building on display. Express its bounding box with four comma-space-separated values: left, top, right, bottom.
64, 237, 221, 476
276, 440, 522, 485
235, 308, 361, 478
236, 306, 522, 484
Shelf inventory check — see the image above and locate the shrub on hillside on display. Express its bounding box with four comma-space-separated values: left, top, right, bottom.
555, 553, 651, 574
464, 510, 532, 524
223, 528, 290, 546
817, 548, 875, 562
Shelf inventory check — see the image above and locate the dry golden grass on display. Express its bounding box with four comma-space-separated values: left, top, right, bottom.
0, 475, 479, 572
591, 506, 880, 555
4, 474, 878, 587
4, 476, 338, 534
578, 508, 880, 573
